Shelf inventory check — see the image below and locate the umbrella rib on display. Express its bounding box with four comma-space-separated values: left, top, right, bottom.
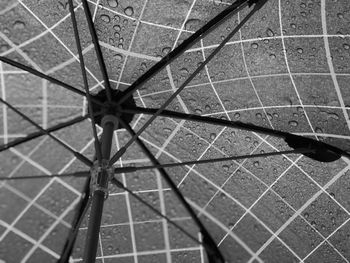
0, 115, 87, 153
116, 118, 225, 262
113, 148, 314, 174
116, 0, 255, 105
122, 106, 286, 138
0, 97, 93, 167
80, 0, 113, 102
68, 0, 102, 163
109, 1, 269, 166
0, 171, 89, 181
58, 178, 92, 263
0, 56, 105, 107
110, 177, 202, 247
120, 106, 350, 160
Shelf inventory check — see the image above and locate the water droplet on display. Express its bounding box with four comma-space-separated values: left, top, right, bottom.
195, 109, 202, 114
13, 20, 25, 30
234, 112, 240, 119
329, 192, 335, 198
269, 53, 276, 59
58, 1, 68, 10
253, 161, 260, 167
328, 112, 339, 120
185, 133, 193, 139
337, 13, 344, 19
266, 28, 275, 37
184, 19, 201, 31
288, 120, 298, 127
140, 62, 147, 69
343, 43, 350, 50
113, 25, 121, 32
210, 133, 216, 140
251, 42, 259, 49
180, 68, 189, 75
114, 53, 123, 60
311, 220, 316, 227
100, 14, 111, 23
255, 112, 262, 118
107, 0, 118, 8
222, 165, 229, 171
114, 15, 120, 22
124, 6, 134, 16
315, 127, 323, 133
290, 23, 297, 29
162, 47, 171, 54
304, 212, 309, 219
297, 47, 304, 54
205, 104, 211, 111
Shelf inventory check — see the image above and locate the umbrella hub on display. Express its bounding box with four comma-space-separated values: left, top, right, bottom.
89, 89, 136, 130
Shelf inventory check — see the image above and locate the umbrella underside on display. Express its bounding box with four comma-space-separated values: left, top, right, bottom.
0, 0, 350, 262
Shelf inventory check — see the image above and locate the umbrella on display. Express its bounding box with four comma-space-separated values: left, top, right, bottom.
0, 0, 350, 262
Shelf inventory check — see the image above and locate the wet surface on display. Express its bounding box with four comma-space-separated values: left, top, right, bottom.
0, 0, 350, 262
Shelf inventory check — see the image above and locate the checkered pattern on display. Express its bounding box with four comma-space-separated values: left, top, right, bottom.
0, 0, 350, 262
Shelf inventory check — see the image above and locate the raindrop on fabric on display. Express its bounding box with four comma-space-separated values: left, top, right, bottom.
107, 0, 118, 8
100, 14, 111, 23
124, 6, 134, 16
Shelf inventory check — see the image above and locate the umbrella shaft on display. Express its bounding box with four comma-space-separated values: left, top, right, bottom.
83, 116, 117, 263
83, 190, 105, 263
101, 121, 114, 159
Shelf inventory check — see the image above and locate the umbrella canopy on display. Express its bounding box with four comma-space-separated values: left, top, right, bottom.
0, 0, 350, 262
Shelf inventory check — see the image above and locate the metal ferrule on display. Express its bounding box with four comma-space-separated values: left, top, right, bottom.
90, 159, 114, 199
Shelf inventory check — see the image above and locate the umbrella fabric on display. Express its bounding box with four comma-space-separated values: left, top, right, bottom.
0, 0, 350, 262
